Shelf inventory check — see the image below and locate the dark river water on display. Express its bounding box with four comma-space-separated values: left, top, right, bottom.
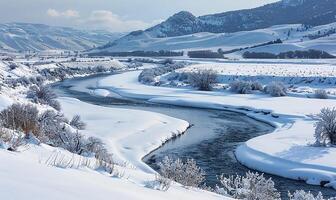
52, 73, 336, 199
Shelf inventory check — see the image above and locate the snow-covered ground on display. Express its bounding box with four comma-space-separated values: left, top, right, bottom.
0, 59, 230, 200
91, 68, 336, 189
168, 62, 336, 95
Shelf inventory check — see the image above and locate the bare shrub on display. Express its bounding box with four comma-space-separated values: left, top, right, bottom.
6, 133, 26, 151
314, 107, 336, 146
229, 80, 252, 94
138, 62, 188, 84
147, 175, 172, 191
188, 69, 218, 91
44, 151, 93, 169
0, 128, 26, 151
217, 171, 281, 200
264, 82, 287, 97
70, 115, 86, 130
314, 89, 329, 99
37, 110, 68, 145
158, 156, 205, 187
155, 175, 172, 191
0, 103, 39, 137
27, 85, 60, 110
251, 81, 263, 91
288, 190, 335, 200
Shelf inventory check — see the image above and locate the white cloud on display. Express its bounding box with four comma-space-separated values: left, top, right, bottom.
47, 9, 79, 18
79, 10, 158, 32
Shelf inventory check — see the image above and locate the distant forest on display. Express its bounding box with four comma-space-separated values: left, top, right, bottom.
89, 50, 183, 57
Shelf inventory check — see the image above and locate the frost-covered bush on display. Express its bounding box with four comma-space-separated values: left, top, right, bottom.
70, 115, 86, 130
156, 175, 171, 191
288, 190, 335, 200
27, 85, 60, 111
217, 171, 280, 200
314, 89, 329, 99
138, 62, 188, 84
158, 156, 205, 187
38, 110, 114, 171
229, 80, 252, 94
264, 82, 287, 97
147, 175, 172, 191
0, 103, 39, 137
188, 69, 218, 91
314, 107, 336, 146
0, 128, 26, 151
251, 81, 264, 91
37, 110, 68, 144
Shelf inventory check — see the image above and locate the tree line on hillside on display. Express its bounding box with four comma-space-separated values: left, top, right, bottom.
187, 50, 224, 58
89, 50, 183, 57
220, 39, 283, 55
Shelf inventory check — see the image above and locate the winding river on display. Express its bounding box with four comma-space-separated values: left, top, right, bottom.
52, 73, 336, 199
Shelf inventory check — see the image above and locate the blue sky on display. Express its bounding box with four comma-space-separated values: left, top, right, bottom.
0, 0, 278, 32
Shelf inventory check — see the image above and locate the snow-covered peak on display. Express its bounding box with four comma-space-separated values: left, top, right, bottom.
168, 11, 196, 21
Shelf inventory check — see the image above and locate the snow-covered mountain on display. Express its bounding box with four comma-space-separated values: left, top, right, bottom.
91, 22, 336, 57
0, 23, 124, 52
96, 0, 336, 53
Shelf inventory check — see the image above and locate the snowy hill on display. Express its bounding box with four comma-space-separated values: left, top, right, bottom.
92, 23, 336, 56
0, 23, 124, 52
98, 0, 336, 51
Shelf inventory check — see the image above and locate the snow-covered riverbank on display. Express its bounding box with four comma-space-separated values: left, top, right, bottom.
93, 70, 336, 190
0, 59, 230, 200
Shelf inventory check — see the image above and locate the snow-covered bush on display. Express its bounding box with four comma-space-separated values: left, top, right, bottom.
264, 82, 287, 97
188, 69, 218, 91
288, 190, 334, 200
314, 107, 336, 146
251, 81, 264, 91
0, 128, 26, 151
314, 89, 329, 99
27, 85, 60, 111
0, 103, 39, 137
158, 156, 205, 187
229, 80, 252, 94
38, 110, 114, 172
70, 115, 86, 130
138, 62, 188, 84
217, 171, 280, 200
147, 175, 172, 191
9, 63, 18, 70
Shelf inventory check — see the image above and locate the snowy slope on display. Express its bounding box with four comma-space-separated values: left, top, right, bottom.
0, 23, 124, 52
94, 23, 336, 56
0, 59, 231, 200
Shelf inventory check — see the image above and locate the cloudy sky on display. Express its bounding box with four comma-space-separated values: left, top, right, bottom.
0, 0, 278, 32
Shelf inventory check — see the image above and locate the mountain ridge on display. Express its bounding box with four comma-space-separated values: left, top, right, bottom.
0, 22, 124, 52
100, 0, 335, 52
